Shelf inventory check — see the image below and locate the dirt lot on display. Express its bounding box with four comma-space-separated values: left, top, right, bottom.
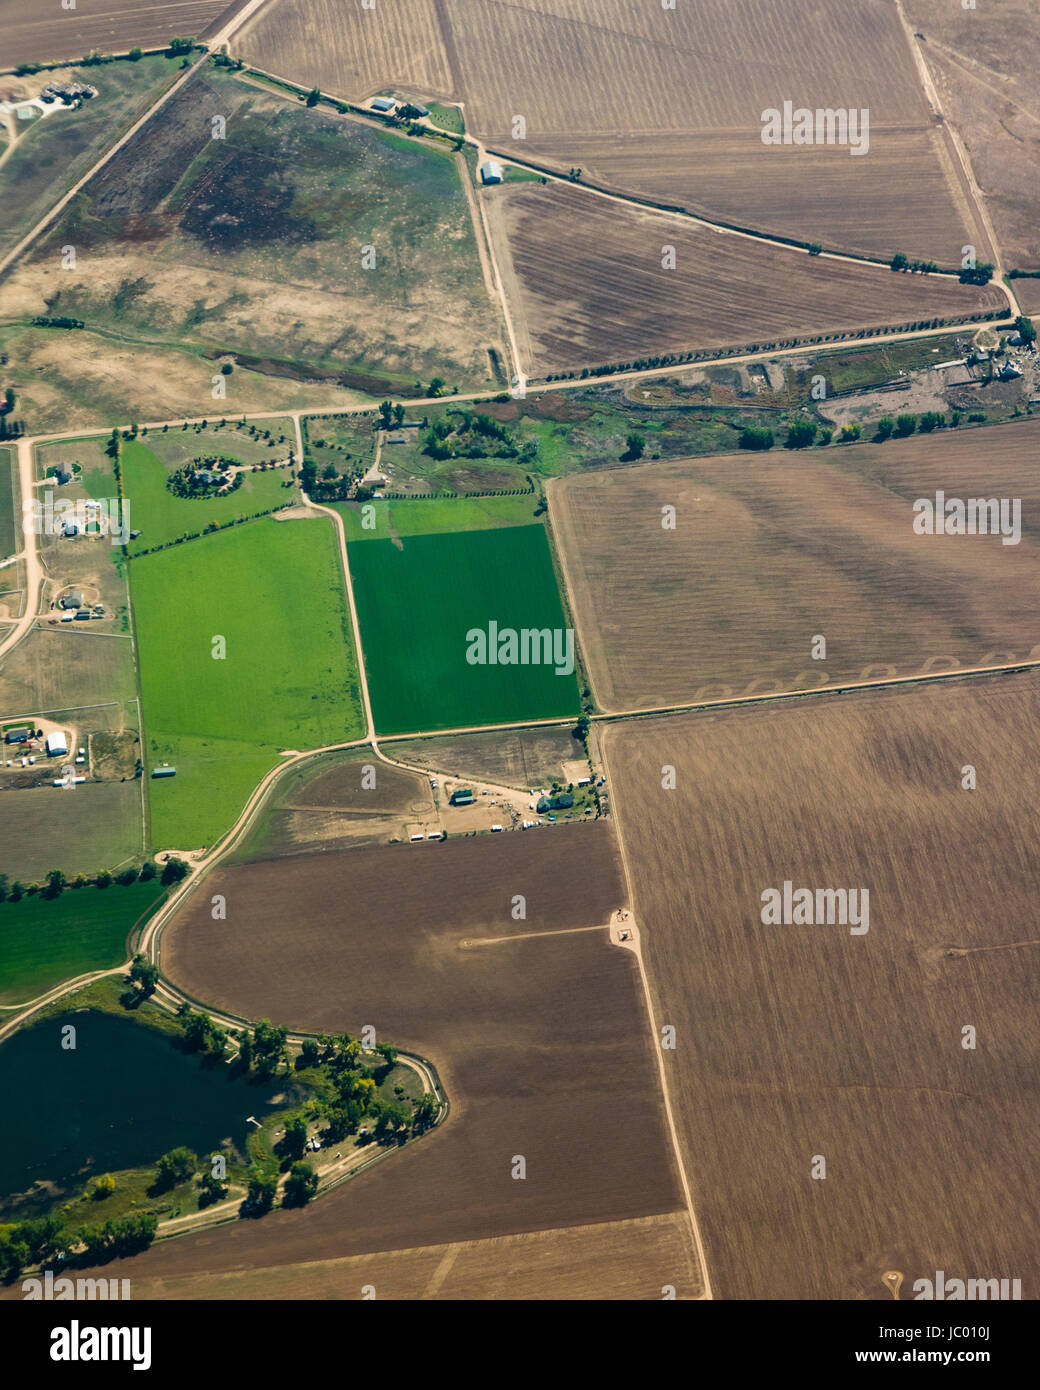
107, 823, 690, 1290
121, 1211, 702, 1300
551, 417, 1040, 712
241, 0, 986, 263
388, 727, 589, 792
237, 747, 438, 859
602, 671, 1040, 1299
486, 182, 1005, 376
0, 0, 233, 67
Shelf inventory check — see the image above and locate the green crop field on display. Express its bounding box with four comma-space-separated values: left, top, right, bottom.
348, 525, 579, 733
0, 447, 15, 560
334, 494, 541, 542
132, 516, 365, 848
119, 440, 294, 556
0, 880, 166, 1006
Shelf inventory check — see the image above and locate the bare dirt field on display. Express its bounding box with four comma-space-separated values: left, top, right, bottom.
0, 0, 233, 67
122, 1211, 702, 1300
602, 671, 1040, 1299
904, 0, 1040, 281
388, 725, 583, 792
105, 824, 692, 1293
235, 747, 438, 859
486, 182, 1005, 376
551, 417, 1040, 712
240, 0, 986, 263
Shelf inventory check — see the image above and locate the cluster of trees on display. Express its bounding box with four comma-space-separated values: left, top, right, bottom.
422, 410, 534, 463
120, 953, 160, 1008
78, 1214, 158, 1263
0, 858, 172, 905
298, 456, 366, 502
0, 1216, 63, 1282
890, 253, 939, 274
960, 262, 995, 286
165, 458, 243, 498
31, 316, 84, 330
378, 400, 406, 429
873, 410, 963, 441
0, 386, 23, 440
175, 1001, 227, 1057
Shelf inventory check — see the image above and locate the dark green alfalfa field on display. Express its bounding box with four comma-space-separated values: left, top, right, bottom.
348, 524, 580, 733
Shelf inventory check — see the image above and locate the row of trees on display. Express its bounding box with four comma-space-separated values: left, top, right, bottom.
0, 856, 185, 905
0, 1210, 158, 1282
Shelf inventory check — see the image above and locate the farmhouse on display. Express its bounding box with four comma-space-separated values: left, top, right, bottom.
60, 589, 83, 610
45, 731, 69, 757
537, 792, 575, 813
4, 728, 30, 745
54, 461, 73, 484
480, 160, 503, 185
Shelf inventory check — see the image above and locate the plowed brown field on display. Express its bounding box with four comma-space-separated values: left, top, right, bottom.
0, 0, 234, 66
486, 182, 1004, 375
603, 672, 1040, 1299
551, 417, 1040, 712
113, 824, 694, 1295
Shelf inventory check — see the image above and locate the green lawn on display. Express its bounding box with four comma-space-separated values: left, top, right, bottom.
132, 516, 365, 848
334, 494, 541, 542
348, 525, 579, 733
120, 440, 294, 556
0, 880, 166, 1005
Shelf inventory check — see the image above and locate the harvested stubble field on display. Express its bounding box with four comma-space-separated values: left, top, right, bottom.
904, 0, 1040, 284
602, 672, 1040, 1299
118, 824, 700, 1296
241, 0, 985, 263
4, 65, 502, 396
487, 182, 1005, 377
122, 1211, 700, 1301
231, 747, 437, 861
551, 417, 1040, 713
0, 0, 232, 67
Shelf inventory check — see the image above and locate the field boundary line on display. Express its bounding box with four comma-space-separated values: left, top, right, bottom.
599, 723, 714, 1300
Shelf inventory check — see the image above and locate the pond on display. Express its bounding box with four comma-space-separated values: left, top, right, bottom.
0, 1009, 282, 1205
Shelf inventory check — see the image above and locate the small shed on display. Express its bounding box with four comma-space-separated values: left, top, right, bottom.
480, 160, 503, 185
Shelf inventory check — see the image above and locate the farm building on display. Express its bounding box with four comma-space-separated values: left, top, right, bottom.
60, 589, 83, 610
450, 788, 475, 806
54, 462, 73, 484
74, 607, 93, 620
371, 96, 396, 113
4, 728, 30, 745
480, 160, 503, 185
45, 731, 69, 757
151, 766, 177, 779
